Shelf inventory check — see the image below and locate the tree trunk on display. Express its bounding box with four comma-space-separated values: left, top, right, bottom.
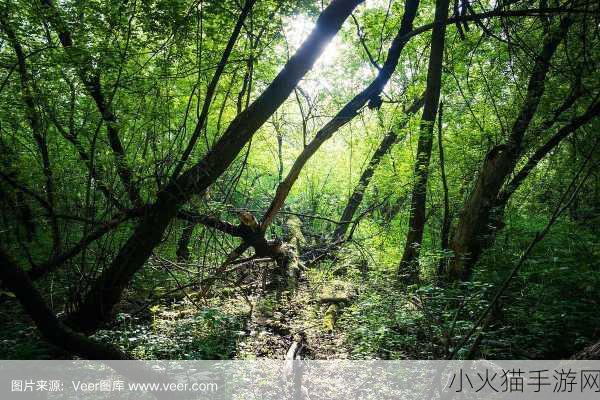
447, 19, 572, 281
449, 98, 598, 281
0, 248, 129, 359
176, 220, 196, 262
170, 0, 257, 180
40, 0, 142, 207
63, 0, 363, 333
261, 0, 422, 230
398, 0, 450, 282
1, 16, 61, 255
333, 96, 424, 241
437, 102, 452, 275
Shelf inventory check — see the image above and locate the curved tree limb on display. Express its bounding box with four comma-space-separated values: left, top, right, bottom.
0, 248, 129, 359
261, 0, 422, 231
171, 0, 257, 180
39, 0, 142, 207
64, 0, 365, 333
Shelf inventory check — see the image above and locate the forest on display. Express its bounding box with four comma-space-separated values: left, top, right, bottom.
0, 0, 598, 361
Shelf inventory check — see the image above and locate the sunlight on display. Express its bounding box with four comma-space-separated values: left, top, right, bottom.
5, 0, 597, 368
282, 14, 342, 94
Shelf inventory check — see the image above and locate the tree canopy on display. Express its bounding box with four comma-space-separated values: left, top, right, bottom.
0, 0, 599, 360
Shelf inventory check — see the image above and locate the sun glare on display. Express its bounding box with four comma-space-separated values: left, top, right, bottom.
282, 14, 342, 94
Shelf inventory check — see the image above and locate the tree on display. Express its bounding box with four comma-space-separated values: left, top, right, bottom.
56, 0, 365, 333
447, 14, 599, 281
398, 0, 450, 282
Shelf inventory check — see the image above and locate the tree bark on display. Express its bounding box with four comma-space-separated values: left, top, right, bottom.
0, 248, 129, 359
398, 0, 450, 282
333, 96, 424, 241
40, 0, 142, 206
0, 15, 61, 255
261, 0, 422, 230
460, 99, 600, 276
448, 153, 594, 359
447, 19, 572, 281
175, 220, 197, 262
63, 0, 364, 333
497, 100, 600, 206
437, 102, 452, 275
171, 0, 257, 180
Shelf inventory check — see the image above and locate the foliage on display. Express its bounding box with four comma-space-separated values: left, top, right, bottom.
95, 304, 245, 360
0, 0, 598, 360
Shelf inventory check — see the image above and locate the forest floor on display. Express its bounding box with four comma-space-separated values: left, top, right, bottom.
0, 264, 357, 360
0, 297, 70, 359
236, 278, 352, 359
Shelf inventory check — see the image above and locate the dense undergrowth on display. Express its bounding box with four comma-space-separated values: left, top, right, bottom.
0, 0, 598, 362
1, 216, 597, 360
